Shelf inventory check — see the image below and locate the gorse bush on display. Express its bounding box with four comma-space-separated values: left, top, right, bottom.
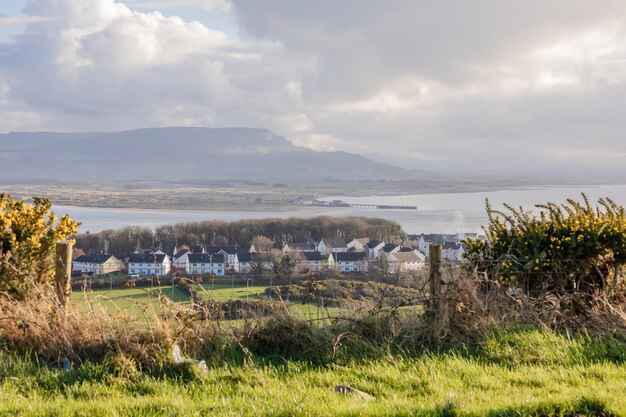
465, 194, 626, 293
0, 194, 78, 299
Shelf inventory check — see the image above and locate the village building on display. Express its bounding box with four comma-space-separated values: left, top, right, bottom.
418, 234, 458, 257
186, 253, 226, 276
204, 246, 239, 272
297, 251, 323, 272
381, 243, 401, 255
346, 237, 369, 252
127, 253, 171, 276
72, 254, 124, 276
406, 234, 421, 248
328, 252, 368, 272
387, 251, 426, 272
316, 238, 348, 254
365, 240, 386, 260
172, 249, 189, 270
236, 252, 253, 274
442, 242, 466, 262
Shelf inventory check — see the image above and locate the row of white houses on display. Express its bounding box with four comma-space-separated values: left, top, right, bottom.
73, 234, 473, 277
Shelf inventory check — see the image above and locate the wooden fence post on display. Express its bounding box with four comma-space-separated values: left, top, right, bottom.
55, 241, 73, 306
429, 243, 442, 310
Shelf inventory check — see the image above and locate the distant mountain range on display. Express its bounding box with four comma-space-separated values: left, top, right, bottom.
0, 127, 430, 183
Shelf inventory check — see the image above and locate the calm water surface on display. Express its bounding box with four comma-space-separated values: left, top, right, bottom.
55, 184, 626, 234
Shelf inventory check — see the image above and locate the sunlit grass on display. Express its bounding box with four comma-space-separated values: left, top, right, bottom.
1, 350, 624, 416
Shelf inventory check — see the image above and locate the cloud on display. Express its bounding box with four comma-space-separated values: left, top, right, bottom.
1, 0, 309, 134
2, 0, 626, 175
128, 0, 231, 11
0, 16, 53, 28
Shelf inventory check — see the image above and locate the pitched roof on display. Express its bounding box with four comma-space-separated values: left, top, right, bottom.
188, 253, 226, 263
321, 238, 348, 248
332, 252, 367, 262
442, 242, 463, 250
302, 251, 322, 261
128, 253, 168, 264
284, 242, 316, 251
420, 234, 457, 243
173, 249, 188, 259
366, 240, 382, 249
382, 243, 399, 253
237, 252, 252, 262
390, 252, 423, 262
188, 245, 204, 253
74, 254, 117, 264
204, 246, 238, 254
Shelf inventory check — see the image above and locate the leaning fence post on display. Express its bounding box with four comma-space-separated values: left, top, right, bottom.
429, 243, 442, 310
55, 241, 74, 306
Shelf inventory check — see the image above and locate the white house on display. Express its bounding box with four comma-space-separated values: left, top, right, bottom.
127, 253, 171, 276
406, 234, 420, 248
316, 238, 348, 254
72, 254, 124, 276
173, 249, 189, 270
442, 242, 466, 262
236, 252, 253, 274
328, 252, 368, 272
297, 251, 323, 272
365, 240, 386, 260
204, 246, 239, 272
418, 234, 458, 257
346, 238, 369, 252
186, 253, 226, 276
387, 251, 426, 272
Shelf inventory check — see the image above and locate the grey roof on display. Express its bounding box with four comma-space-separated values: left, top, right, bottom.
302, 251, 322, 261
399, 247, 414, 252
420, 234, 457, 243
333, 252, 367, 262
74, 254, 117, 264
128, 253, 168, 263
442, 242, 463, 250
188, 253, 226, 263
173, 249, 188, 259
237, 252, 252, 262
321, 238, 348, 248
382, 243, 398, 253
205, 246, 238, 254
366, 240, 383, 249
284, 242, 316, 251
188, 245, 203, 253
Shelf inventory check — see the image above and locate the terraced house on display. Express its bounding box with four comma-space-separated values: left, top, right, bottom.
127, 253, 171, 276
328, 252, 368, 272
72, 254, 124, 276
186, 253, 226, 276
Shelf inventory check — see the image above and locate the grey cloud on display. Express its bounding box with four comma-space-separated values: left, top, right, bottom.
2, 0, 626, 177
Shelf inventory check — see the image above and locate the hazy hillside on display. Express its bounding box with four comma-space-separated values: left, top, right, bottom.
0, 127, 426, 183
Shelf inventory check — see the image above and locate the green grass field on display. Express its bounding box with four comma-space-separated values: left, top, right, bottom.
72, 283, 347, 322
1, 339, 625, 416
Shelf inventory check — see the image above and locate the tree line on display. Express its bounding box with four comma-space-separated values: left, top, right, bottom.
74, 216, 405, 259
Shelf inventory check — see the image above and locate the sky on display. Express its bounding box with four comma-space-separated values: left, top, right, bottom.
1, 0, 626, 175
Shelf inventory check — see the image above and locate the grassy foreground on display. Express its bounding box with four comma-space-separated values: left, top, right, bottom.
1, 329, 625, 417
